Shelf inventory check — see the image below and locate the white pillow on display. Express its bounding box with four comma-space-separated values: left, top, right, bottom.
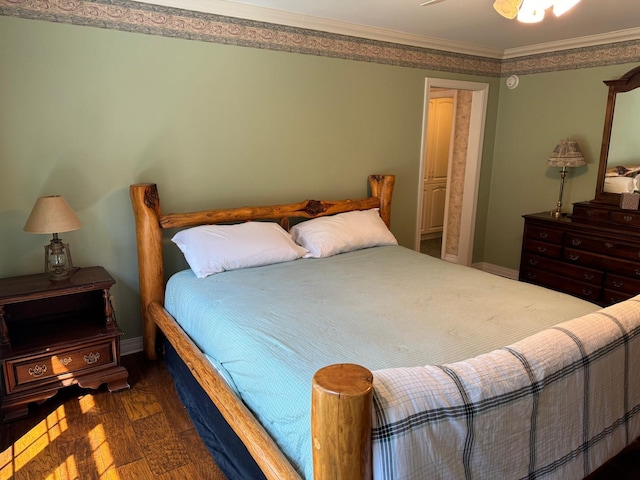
171, 222, 308, 278
290, 208, 398, 259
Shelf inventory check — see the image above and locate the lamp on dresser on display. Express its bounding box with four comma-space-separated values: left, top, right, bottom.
548, 138, 586, 218
24, 195, 82, 281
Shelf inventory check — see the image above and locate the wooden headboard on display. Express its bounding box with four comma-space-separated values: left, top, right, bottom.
129, 174, 395, 360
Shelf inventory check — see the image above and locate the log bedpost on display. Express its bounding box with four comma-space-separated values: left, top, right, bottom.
312, 363, 374, 479
130, 183, 164, 360
369, 174, 395, 228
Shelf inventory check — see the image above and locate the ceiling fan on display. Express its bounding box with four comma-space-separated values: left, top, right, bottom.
420, 0, 582, 23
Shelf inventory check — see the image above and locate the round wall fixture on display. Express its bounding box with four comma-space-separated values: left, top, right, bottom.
506, 75, 519, 89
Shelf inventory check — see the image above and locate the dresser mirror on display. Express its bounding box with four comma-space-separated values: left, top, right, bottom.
594, 65, 640, 204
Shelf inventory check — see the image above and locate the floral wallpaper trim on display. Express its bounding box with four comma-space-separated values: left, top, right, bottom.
1, 0, 638, 77
501, 41, 640, 75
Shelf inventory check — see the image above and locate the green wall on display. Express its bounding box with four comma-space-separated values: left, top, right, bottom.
486, 63, 639, 270
0, 16, 499, 341
3, 14, 636, 343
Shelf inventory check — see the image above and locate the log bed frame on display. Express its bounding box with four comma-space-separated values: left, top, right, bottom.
130, 174, 396, 479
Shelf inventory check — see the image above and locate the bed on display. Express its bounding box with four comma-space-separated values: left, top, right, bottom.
130, 174, 640, 480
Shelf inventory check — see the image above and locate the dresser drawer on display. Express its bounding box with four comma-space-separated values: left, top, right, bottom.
565, 233, 640, 262
610, 210, 640, 227
603, 290, 635, 305
523, 239, 562, 259
5, 341, 115, 393
520, 267, 601, 302
571, 204, 610, 221
604, 274, 640, 296
521, 253, 603, 285
525, 224, 564, 244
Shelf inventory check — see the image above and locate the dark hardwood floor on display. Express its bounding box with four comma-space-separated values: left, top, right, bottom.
2, 351, 639, 479
1, 352, 226, 479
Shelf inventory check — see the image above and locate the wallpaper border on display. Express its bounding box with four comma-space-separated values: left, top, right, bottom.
1, 0, 639, 77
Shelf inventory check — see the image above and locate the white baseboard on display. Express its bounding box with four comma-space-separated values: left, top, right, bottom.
472, 262, 519, 280
121, 336, 144, 356
443, 253, 458, 263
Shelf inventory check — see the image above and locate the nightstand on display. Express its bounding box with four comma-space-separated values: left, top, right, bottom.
0, 266, 129, 421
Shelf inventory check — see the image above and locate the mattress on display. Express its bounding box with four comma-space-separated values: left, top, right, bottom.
164, 245, 599, 478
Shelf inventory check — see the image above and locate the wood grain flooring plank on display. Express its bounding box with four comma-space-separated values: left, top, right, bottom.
119, 377, 163, 422
178, 428, 227, 479
92, 408, 144, 468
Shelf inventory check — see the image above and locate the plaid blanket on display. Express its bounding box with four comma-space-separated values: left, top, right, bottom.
371, 296, 640, 480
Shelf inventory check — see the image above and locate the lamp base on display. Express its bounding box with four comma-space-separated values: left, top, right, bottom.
550, 209, 567, 218
48, 267, 78, 282
44, 235, 77, 281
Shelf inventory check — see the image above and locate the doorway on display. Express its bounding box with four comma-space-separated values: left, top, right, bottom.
415, 78, 489, 266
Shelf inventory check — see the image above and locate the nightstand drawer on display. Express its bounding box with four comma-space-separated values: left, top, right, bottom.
6, 341, 115, 393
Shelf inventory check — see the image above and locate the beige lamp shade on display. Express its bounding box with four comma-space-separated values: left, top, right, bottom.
24, 195, 82, 234
547, 138, 586, 168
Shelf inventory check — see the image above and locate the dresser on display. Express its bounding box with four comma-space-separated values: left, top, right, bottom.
520, 201, 640, 307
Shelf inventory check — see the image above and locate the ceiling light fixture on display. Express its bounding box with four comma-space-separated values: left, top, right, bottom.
493, 0, 581, 23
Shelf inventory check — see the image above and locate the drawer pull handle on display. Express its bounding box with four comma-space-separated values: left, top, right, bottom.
571, 238, 582, 246
635, 269, 640, 276
84, 352, 101, 365
59, 357, 72, 366
538, 232, 549, 239
613, 281, 624, 288
528, 258, 538, 266
582, 288, 593, 295
587, 210, 596, 216
625, 215, 634, 222
569, 254, 580, 261
584, 274, 595, 280
527, 272, 537, 280
605, 242, 614, 249
537, 246, 547, 253
28, 364, 47, 377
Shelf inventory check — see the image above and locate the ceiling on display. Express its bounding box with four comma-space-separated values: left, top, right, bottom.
140, 0, 640, 58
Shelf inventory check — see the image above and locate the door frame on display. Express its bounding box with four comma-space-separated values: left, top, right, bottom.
415, 78, 489, 266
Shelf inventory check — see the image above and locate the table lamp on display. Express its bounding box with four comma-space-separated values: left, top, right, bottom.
548, 138, 586, 218
24, 195, 82, 281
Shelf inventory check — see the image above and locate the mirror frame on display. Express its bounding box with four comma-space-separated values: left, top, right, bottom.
594, 65, 640, 204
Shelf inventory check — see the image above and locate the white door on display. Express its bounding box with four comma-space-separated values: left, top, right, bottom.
422, 93, 455, 236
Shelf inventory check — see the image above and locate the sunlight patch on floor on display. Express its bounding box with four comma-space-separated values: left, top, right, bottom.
14, 406, 68, 470
1, 405, 69, 479
88, 424, 117, 478
79, 394, 96, 414
46, 455, 79, 480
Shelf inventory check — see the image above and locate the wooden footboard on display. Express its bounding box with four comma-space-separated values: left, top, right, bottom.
130, 175, 394, 479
